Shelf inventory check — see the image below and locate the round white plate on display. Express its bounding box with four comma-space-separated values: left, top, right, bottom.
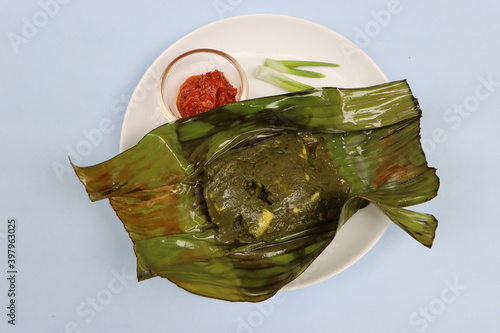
120, 13, 391, 291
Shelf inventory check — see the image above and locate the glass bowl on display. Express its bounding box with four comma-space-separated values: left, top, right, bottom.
159, 48, 248, 121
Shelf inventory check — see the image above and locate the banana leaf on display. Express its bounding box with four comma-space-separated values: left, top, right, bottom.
72, 80, 439, 302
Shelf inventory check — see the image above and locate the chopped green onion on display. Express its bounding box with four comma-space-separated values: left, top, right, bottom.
257, 58, 341, 92
256, 65, 313, 92
263, 59, 322, 78
277, 60, 340, 68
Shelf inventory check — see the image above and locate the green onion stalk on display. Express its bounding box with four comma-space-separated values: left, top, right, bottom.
256, 58, 340, 91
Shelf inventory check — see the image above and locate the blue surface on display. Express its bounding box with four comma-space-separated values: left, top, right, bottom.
1, 1, 499, 332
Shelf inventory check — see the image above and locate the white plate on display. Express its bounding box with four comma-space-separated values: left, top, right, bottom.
120, 13, 391, 291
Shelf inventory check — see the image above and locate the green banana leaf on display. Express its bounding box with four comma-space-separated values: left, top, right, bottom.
72, 80, 439, 302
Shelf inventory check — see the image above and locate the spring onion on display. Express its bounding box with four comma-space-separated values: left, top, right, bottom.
256, 65, 313, 92
257, 58, 340, 92
264, 59, 339, 78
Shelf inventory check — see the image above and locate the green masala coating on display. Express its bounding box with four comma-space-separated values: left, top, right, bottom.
203, 133, 350, 244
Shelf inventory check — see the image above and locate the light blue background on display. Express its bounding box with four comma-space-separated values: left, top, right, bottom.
1, 1, 499, 332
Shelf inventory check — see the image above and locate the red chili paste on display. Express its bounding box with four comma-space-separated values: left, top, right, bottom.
176, 70, 238, 118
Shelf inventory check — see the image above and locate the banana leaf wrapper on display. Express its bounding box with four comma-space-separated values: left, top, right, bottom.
72, 80, 439, 302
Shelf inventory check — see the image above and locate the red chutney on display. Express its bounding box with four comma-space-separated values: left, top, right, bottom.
176, 70, 238, 118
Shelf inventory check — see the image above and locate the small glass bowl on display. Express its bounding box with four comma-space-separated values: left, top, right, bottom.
159, 48, 248, 121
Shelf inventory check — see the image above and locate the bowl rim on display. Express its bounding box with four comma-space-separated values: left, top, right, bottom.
158, 48, 249, 120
